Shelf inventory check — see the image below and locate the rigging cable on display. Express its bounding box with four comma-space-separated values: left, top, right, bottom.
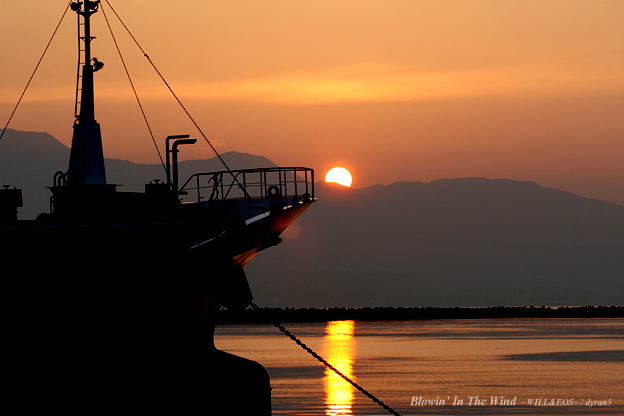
103, 0, 251, 200
249, 302, 403, 416
100, 3, 166, 174
0, 1, 73, 142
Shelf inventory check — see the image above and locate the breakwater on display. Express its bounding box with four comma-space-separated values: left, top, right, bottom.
216, 305, 623, 324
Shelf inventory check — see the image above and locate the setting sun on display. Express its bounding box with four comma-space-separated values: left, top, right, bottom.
325, 167, 353, 187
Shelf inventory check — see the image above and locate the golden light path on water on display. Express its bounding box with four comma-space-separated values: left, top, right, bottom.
321, 321, 356, 416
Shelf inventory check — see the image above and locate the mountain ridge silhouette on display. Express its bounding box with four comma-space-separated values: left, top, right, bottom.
2, 129, 622, 307
246, 180, 624, 307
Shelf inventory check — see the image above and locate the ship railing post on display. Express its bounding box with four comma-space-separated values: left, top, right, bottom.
195, 174, 200, 202
305, 169, 309, 199
243, 172, 247, 200
220, 172, 225, 201
217, 173, 221, 201
281, 168, 286, 199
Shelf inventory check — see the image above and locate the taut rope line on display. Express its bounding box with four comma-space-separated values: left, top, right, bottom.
100, 3, 166, 173
103, 0, 251, 200
0, 2, 73, 142
249, 303, 403, 416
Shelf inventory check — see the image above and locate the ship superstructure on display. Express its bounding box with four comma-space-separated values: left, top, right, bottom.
1, 1, 315, 309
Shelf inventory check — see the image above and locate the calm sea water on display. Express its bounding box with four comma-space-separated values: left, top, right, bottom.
214, 318, 624, 416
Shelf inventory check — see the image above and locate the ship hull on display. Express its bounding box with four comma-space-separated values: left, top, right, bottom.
2, 198, 314, 276
4, 199, 313, 411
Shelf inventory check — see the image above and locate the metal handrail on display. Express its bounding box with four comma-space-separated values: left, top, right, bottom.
178, 167, 315, 203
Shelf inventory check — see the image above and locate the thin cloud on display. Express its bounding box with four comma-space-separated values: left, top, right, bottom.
5, 62, 622, 106
171, 63, 624, 105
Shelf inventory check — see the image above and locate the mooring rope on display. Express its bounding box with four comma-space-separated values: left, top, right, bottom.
249, 302, 403, 416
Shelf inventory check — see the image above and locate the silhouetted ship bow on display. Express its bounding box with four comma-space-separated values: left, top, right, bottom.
1, 1, 315, 288
2, 3, 314, 411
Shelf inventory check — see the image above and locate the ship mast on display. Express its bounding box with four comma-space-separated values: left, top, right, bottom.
66, 0, 107, 186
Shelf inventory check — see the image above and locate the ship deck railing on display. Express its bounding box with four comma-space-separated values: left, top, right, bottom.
178, 167, 315, 204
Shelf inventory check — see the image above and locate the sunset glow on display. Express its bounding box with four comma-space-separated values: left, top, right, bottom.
1, 1, 623, 206
322, 321, 356, 416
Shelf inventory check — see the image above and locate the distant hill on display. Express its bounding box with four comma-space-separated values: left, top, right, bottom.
0, 129, 69, 217
246, 179, 624, 308
2, 129, 623, 307
0, 129, 277, 219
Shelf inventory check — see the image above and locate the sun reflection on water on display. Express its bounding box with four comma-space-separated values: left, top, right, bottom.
322, 320, 356, 416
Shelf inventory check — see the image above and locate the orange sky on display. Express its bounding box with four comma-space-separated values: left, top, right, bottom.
1, 0, 623, 205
